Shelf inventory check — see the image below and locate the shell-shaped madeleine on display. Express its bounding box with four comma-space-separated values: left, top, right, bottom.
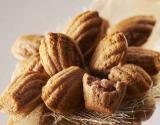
64, 11, 108, 59
108, 64, 153, 99
39, 32, 84, 76
83, 73, 126, 114
11, 34, 44, 60
108, 15, 156, 46
42, 66, 85, 114
126, 47, 160, 75
0, 72, 48, 115
11, 55, 46, 81
90, 32, 128, 77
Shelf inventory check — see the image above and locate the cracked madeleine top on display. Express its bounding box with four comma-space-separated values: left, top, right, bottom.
64, 10, 108, 58
83, 73, 126, 114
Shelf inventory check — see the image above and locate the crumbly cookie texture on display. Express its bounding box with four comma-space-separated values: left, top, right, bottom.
83, 73, 126, 114
108, 64, 153, 99
108, 15, 156, 46
126, 47, 160, 75
11, 55, 46, 81
90, 32, 128, 77
42, 66, 85, 114
64, 10, 108, 61
0, 72, 48, 115
11, 34, 43, 60
39, 32, 84, 76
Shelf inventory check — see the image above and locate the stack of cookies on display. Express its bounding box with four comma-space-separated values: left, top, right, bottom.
0, 10, 158, 125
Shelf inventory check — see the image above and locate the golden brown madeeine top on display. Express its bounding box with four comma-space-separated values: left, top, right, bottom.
0, 72, 48, 115
108, 15, 156, 46
11, 34, 43, 60
64, 10, 108, 58
90, 32, 128, 77
39, 32, 84, 76
126, 47, 160, 75
11, 55, 46, 81
108, 64, 153, 99
42, 66, 85, 114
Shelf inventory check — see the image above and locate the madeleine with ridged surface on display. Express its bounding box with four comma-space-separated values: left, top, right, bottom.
39, 33, 84, 76
11, 34, 43, 60
108, 64, 153, 99
126, 47, 160, 75
11, 55, 46, 81
64, 10, 108, 60
90, 32, 128, 77
42, 66, 85, 114
0, 72, 48, 115
108, 15, 156, 46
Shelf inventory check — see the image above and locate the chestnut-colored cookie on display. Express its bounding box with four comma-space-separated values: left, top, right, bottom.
11, 55, 46, 81
39, 32, 84, 76
126, 47, 160, 75
11, 34, 43, 60
90, 32, 128, 77
83, 73, 126, 114
64, 10, 108, 61
42, 66, 85, 114
108, 15, 156, 46
0, 72, 48, 115
108, 64, 153, 99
